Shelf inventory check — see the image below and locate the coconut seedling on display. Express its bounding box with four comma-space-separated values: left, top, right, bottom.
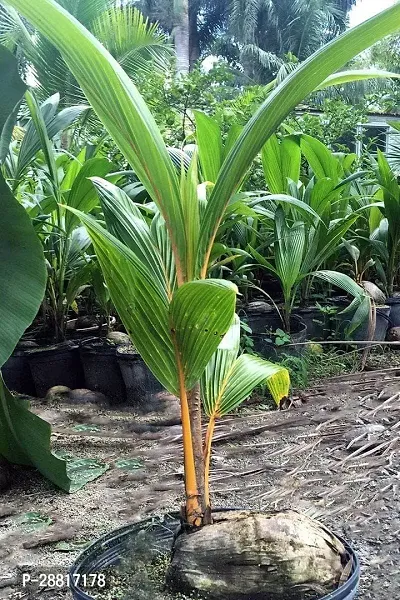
6, 0, 400, 595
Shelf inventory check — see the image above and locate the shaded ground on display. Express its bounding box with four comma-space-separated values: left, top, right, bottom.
1, 366, 400, 599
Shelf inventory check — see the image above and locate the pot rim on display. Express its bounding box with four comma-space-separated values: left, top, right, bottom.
69, 510, 360, 600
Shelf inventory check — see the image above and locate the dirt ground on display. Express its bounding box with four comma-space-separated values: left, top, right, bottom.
1, 366, 400, 600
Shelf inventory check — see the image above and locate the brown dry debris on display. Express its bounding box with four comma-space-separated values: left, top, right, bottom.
0, 372, 399, 598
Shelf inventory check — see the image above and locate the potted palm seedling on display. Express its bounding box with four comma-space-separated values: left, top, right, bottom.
7, 0, 400, 597
246, 133, 372, 350
374, 151, 400, 326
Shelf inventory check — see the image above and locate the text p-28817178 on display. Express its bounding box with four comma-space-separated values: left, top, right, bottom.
22, 573, 106, 588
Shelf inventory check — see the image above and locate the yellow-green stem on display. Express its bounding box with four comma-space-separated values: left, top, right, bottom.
203, 415, 216, 510
172, 334, 202, 526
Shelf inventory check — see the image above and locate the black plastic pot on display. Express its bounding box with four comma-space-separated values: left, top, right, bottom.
27, 342, 85, 397
245, 302, 277, 334
69, 512, 360, 600
66, 316, 117, 339
1, 350, 36, 396
252, 316, 307, 360
80, 339, 126, 404
335, 305, 391, 342
387, 296, 400, 328
293, 306, 326, 340
116, 348, 163, 407
353, 306, 391, 342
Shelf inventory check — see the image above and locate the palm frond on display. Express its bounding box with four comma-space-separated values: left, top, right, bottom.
2, 1, 171, 105
92, 5, 172, 76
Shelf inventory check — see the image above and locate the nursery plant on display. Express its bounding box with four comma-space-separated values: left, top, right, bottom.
8, 0, 400, 524
5, 1, 400, 596
375, 150, 400, 296
5, 92, 114, 340
0, 47, 78, 491
249, 134, 371, 333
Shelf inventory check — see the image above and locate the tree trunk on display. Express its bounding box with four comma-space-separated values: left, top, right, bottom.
189, 1, 200, 69
187, 383, 211, 523
174, 0, 190, 75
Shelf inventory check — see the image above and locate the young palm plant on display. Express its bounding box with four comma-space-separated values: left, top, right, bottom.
7, 91, 114, 340
0, 47, 76, 492
250, 134, 371, 333
7, 0, 400, 529
375, 150, 400, 296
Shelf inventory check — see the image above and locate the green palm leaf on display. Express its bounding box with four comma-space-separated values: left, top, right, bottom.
201, 316, 290, 417
92, 5, 172, 76
274, 206, 305, 304
65, 159, 113, 234
65, 208, 178, 391
170, 280, 237, 391
0, 376, 73, 488
91, 177, 171, 295
150, 212, 177, 295
300, 134, 339, 183
64, 206, 238, 395
194, 111, 223, 183
220, 355, 290, 413
201, 314, 241, 417
15, 93, 87, 182
315, 68, 400, 91
262, 134, 301, 194
313, 270, 371, 334
0, 164, 46, 367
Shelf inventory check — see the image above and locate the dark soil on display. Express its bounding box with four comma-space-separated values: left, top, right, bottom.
1, 362, 400, 599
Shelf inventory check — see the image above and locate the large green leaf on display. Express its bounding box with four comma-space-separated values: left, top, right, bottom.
0, 375, 108, 492
197, 5, 400, 270
0, 173, 47, 367
194, 111, 222, 183
300, 135, 339, 183
6, 0, 187, 278
91, 177, 173, 296
64, 158, 113, 234
170, 280, 237, 390
0, 375, 73, 489
66, 208, 178, 393
262, 134, 301, 194
315, 69, 400, 91
66, 208, 237, 394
